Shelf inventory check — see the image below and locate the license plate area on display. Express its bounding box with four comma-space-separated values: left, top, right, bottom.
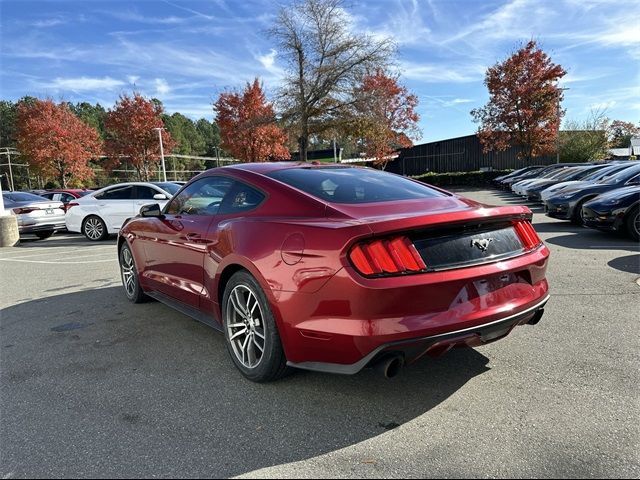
45, 209, 54, 215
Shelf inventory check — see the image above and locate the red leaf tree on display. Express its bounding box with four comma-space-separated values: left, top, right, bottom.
215, 79, 290, 162
16, 99, 102, 188
471, 41, 567, 162
105, 94, 176, 181
353, 69, 420, 169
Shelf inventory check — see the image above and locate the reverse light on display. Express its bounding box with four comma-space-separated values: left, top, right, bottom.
349, 236, 426, 276
513, 220, 542, 250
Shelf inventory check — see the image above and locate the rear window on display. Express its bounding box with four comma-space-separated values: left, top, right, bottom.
3, 192, 47, 202
268, 167, 446, 204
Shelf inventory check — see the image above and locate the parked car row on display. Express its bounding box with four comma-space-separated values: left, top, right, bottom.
493, 162, 640, 240
2, 181, 183, 241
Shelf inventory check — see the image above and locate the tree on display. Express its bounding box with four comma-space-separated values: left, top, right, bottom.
0, 101, 18, 148
352, 69, 420, 169
269, 0, 395, 161
609, 120, 639, 148
163, 113, 206, 156
214, 79, 290, 162
195, 118, 222, 157
68, 102, 107, 140
16, 99, 102, 188
105, 93, 176, 181
559, 122, 608, 163
471, 40, 566, 162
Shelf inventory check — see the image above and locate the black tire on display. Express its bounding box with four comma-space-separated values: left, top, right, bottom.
119, 243, 148, 303
35, 230, 54, 240
222, 270, 290, 382
82, 215, 108, 241
571, 197, 592, 225
625, 206, 640, 241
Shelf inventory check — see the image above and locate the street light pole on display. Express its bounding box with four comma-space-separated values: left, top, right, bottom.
154, 127, 167, 182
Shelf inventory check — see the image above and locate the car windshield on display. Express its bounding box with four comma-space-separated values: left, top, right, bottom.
590, 164, 633, 181
153, 182, 180, 195
596, 165, 640, 184
2, 192, 47, 202
269, 167, 447, 204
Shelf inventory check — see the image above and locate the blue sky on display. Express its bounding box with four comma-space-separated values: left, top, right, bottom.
1, 0, 639, 142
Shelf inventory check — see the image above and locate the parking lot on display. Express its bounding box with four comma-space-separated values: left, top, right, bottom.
1, 188, 639, 478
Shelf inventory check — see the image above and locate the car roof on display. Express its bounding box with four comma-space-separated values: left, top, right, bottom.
225, 162, 347, 175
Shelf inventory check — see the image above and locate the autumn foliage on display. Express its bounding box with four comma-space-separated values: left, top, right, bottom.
353, 69, 420, 168
105, 94, 176, 181
471, 41, 566, 161
215, 79, 290, 162
16, 99, 102, 188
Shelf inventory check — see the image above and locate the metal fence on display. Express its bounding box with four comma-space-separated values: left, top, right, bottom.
386, 134, 557, 176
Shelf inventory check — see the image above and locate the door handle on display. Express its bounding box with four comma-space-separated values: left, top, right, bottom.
186, 233, 201, 239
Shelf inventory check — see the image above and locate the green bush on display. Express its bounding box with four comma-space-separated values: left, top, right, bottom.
411, 170, 514, 187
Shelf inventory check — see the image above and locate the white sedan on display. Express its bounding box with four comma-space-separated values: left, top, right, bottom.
65, 182, 180, 241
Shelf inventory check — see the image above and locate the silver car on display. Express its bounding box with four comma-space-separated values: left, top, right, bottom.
2, 192, 65, 239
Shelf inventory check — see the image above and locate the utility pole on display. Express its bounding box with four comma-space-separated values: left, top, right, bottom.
7, 150, 14, 191
333, 138, 337, 163
556, 87, 569, 164
154, 127, 167, 182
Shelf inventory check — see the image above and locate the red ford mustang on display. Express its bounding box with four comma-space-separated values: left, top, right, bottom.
118, 163, 550, 382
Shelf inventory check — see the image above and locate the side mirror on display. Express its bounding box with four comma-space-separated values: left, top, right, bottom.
140, 203, 163, 218
153, 193, 168, 200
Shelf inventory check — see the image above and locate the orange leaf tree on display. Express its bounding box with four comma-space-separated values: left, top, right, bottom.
105, 94, 176, 181
471, 41, 566, 162
353, 69, 420, 169
215, 79, 290, 162
16, 99, 102, 188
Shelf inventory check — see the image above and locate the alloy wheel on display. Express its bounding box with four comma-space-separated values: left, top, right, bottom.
226, 285, 266, 369
634, 212, 640, 238
85, 217, 104, 240
121, 247, 136, 297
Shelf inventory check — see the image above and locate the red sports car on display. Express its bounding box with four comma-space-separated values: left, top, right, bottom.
118, 163, 550, 382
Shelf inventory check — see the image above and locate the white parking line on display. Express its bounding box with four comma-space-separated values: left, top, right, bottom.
0, 246, 116, 260
0, 258, 115, 264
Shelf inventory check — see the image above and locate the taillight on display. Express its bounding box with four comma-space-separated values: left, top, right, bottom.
349, 236, 427, 276
66, 202, 79, 211
12, 207, 38, 214
513, 220, 542, 250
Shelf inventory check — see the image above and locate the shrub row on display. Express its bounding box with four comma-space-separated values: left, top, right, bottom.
411, 170, 514, 187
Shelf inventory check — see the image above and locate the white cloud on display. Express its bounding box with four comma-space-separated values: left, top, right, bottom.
106, 11, 188, 25
127, 75, 140, 84
155, 78, 171, 96
257, 49, 277, 70
401, 62, 485, 83
31, 18, 66, 28
44, 76, 125, 91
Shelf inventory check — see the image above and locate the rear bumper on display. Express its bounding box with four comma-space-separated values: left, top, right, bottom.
276, 245, 550, 372
18, 217, 66, 234
288, 295, 549, 374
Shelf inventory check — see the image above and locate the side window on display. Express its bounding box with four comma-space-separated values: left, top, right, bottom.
95, 185, 133, 200
626, 173, 640, 185
165, 176, 234, 216
221, 182, 266, 214
61, 193, 74, 203
134, 186, 162, 200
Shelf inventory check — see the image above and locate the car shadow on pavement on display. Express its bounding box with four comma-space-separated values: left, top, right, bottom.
607, 254, 640, 274
1, 287, 490, 478
543, 227, 639, 252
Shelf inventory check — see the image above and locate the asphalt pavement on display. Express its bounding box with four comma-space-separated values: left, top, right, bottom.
1, 189, 639, 478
